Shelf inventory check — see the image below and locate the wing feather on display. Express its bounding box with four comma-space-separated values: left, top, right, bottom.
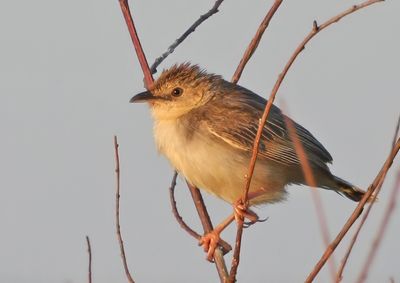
201, 85, 332, 169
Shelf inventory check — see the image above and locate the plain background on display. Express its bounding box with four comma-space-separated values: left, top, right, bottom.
1, 0, 399, 282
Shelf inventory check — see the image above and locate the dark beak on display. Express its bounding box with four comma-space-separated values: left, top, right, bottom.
129, 91, 157, 103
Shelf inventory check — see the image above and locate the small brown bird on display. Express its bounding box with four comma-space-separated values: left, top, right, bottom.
130, 63, 366, 259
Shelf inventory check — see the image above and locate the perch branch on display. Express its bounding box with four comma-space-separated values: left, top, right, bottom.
229, 1, 384, 281
114, 136, 135, 283
86, 236, 92, 283
231, 0, 283, 84
151, 0, 225, 74
118, 2, 229, 280
187, 182, 230, 282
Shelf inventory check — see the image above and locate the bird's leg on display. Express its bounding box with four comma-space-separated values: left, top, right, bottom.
199, 188, 267, 261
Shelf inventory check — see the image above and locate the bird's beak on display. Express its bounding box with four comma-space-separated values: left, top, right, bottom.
129, 91, 157, 103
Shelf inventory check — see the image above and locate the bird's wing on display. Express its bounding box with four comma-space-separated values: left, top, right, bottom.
202, 86, 332, 168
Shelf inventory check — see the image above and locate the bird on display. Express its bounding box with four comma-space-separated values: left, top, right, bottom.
130, 63, 366, 259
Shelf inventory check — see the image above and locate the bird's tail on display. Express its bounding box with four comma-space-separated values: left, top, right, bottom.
333, 176, 371, 202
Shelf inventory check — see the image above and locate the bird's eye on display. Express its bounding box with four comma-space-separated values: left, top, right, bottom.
171, 87, 183, 97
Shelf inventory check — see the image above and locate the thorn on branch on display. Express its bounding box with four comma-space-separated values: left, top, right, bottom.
313, 20, 319, 32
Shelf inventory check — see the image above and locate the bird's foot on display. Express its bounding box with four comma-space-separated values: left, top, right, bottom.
198, 215, 234, 262
199, 231, 223, 262
233, 198, 259, 224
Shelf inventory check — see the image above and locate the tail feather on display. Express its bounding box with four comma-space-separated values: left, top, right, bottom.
333, 176, 367, 202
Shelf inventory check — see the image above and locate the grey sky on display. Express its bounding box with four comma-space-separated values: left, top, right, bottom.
1, 1, 399, 282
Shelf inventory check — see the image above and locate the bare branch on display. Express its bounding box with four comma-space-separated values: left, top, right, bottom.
356, 170, 400, 283
336, 115, 400, 282
231, 0, 283, 84
150, 0, 225, 74
186, 182, 229, 283
118, 1, 228, 281
229, 1, 384, 281
169, 171, 201, 240
86, 236, 92, 283
306, 137, 399, 283
171, 174, 232, 254
283, 109, 336, 281
114, 136, 135, 283
118, 0, 154, 88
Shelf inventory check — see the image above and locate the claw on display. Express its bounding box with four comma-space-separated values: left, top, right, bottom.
244, 216, 269, 228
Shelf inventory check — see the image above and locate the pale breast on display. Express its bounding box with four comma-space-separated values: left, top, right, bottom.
153, 119, 242, 200
153, 118, 288, 204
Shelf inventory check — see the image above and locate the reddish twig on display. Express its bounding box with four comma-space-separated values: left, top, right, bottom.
119, 0, 154, 88
86, 236, 92, 283
356, 172, 400, 281
283, 109, 336, 281
114, 136, 135, 283
229, 1, 384, 281
231, 0, 283, 84
336, 116, 400, 282
335, 201, 377, 283
186, 182, 229, 282
306, 137, 399, 283
334, 173, 389, 282
170, 172, 231, 256
150, 0, 225, 74
169, 171, 201, 240
118, 2, 228, 280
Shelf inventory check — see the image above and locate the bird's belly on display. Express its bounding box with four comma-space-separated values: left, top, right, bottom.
154, 120, 287, 204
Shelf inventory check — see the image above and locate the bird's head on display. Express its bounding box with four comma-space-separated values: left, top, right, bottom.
130, 63, 224, 120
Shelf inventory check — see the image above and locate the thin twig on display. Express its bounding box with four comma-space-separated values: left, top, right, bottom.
114, 136, 135, 283
170, 173, 231, 255
306, 137, 399, 283
150, 0, 225, 74
169, 171, 201, 240
336, 116, 400, 282
356, 172, 400, 283
229, 1, 384, 281
119, 0, 154, 88
334, 173, 388, 282
86, 236, 92, 283
187, 182, 229, 283
118, 1, 229, 280
283, 109, 336, 281
231, 0, 283, 84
